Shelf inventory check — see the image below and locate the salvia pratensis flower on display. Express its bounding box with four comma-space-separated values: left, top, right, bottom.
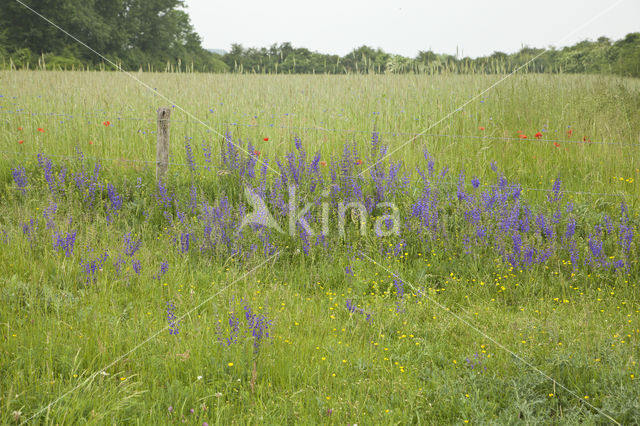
154, 261, 169, 280
202, 141, 212, 171
37, 153, 55, 194
12, 167, 28, 194
80, 252, 108, 285
185, 138, 196, 173
132, 259, 142, 275
107, 183, 122, 213
243, 304, 272, 353
43, 201, 58, 230
123, 233, 141, 257
166, 301, 180, 335
345, 299, 372, 321
548, 178, 562, 204
565, 219, 576, 241
53, 231, 76, 257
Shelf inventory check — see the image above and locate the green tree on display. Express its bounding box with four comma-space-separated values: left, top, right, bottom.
0, 0, 225, 72
611, 33, 640, 77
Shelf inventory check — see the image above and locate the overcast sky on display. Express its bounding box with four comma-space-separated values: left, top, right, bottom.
184, 0, 639, 58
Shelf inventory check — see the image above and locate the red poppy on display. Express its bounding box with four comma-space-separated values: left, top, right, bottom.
253, 150, 260, 156
17, 127, 23, 131
519, 134, 527, 139
320, 161, 327, 167
567, 129, 573, 137
534, 132, 543, 139
554, 142, 560, 148
582, 136, 591, 143
18, 140, 24, 144
355, 159, 363, 165
263, 137, 269, 141
478, 126, 485, 131
103, 121, 111, 127
37, 128, 44, 133
89, 140, 94, 145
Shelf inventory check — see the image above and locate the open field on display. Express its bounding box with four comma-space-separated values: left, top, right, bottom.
1, 71, 639, 424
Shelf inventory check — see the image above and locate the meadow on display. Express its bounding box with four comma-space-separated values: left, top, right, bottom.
0, 70, 639, 424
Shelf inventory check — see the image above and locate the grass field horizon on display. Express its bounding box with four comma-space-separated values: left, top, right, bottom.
1, 70, 639, 424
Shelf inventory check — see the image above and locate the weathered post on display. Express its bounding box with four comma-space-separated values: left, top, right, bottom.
156, 107, 171, 182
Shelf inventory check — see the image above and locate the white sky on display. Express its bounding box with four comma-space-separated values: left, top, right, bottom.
184, 0, 640, 58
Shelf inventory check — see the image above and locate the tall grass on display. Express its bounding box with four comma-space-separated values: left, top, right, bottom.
0, 70, 638, 424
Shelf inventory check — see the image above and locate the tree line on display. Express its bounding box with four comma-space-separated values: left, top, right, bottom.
220, 36, 640, 77
1, 1, 638, 77
0, 0, 228, 72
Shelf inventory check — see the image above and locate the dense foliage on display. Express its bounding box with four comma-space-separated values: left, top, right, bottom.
0, 0, 228, 72
220, 35, 640, 77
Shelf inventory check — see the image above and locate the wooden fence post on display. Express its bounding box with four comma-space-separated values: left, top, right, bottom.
156, 107, 171, 182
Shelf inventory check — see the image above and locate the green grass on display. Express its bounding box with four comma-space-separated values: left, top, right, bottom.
0, 70, 639, 424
